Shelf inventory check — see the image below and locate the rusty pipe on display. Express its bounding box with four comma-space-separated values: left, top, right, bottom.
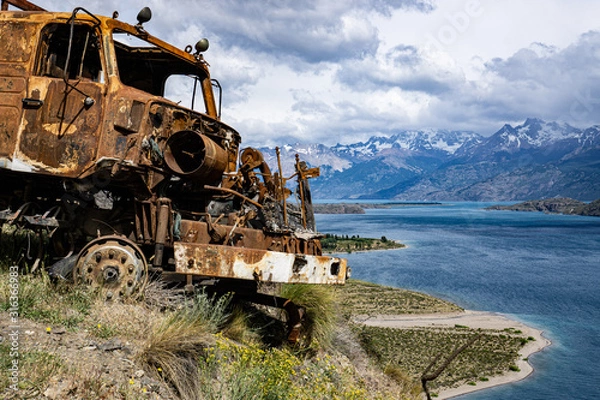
153, 198, 171, 267
164, 130, 228, 184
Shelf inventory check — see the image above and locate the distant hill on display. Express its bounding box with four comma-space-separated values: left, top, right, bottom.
263, 118, 600, 201
486, 198, 600, 217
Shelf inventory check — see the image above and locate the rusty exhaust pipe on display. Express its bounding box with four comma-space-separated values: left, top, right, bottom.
163, 130, 227, 184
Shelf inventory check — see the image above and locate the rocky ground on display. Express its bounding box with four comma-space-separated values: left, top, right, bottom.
0, 302, 176, 399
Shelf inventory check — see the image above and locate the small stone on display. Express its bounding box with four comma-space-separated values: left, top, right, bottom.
52, 327, 67, 335
80, 340, 99, 350
99, 338, 123, 351
141, 377, 161, 393
134, 369, 145, 378
43, 379, 76, 399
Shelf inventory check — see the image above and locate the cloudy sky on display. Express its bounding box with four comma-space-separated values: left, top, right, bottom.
30, 0, 600, 146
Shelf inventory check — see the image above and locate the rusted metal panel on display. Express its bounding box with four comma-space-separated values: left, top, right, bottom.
1, 0, 45, 11
180, 219, 272, 250
0, 21, 33, 62
174, 242, 348, 285
114, 98, 145, 133
0, 20, 35, 157
17, 77, 104, 175
178, 219, 325, 256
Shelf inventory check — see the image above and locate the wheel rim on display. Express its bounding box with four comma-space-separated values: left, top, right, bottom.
73, 235, 148, 300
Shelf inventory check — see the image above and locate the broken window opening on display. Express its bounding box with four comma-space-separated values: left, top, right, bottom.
113, 30, 210, 114
36, 23, 103, 83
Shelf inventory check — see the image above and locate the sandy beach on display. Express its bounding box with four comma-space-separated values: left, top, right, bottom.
354, 310, 551, 399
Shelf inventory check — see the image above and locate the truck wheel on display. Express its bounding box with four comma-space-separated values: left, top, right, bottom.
73, 235, 148, 300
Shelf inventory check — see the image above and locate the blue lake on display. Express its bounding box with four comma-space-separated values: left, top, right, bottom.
315, 203, 600, 400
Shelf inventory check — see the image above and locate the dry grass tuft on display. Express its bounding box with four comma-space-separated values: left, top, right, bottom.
221, 304, 261, 344
137, 291, 231, 400
280, 283, 338, 350
142, 280, 187, 311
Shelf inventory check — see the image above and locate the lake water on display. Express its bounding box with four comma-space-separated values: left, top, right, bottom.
315, 202, 600, 400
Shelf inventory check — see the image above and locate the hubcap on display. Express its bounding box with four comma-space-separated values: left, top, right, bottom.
74, 236, 148, 300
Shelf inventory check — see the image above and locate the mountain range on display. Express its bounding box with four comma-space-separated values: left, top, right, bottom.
260, 118, 600, 201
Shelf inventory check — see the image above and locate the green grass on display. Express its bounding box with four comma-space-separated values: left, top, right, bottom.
336, 280, 463, 317
0, 342, 64, 396
0, 269, 93, 329
137, 291, 231, 399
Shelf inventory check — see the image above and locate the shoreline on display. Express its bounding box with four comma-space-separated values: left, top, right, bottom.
355, 310, 551, 399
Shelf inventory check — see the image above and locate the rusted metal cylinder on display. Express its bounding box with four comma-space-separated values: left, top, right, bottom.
153, 198, 171, 268
163, 130, 227, 184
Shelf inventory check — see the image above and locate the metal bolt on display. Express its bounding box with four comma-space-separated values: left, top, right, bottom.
103, 266, 119, 282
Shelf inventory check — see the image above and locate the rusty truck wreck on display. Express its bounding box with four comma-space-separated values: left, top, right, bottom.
0, 0, 348, 341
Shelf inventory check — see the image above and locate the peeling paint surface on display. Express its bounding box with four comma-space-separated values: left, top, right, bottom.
174, 242, 347, 285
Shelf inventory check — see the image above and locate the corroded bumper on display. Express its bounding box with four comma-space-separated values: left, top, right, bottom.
174, 242, 348, 285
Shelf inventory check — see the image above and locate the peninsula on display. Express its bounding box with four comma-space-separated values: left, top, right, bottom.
321, 233, 405, 253
313, 202, 443, 214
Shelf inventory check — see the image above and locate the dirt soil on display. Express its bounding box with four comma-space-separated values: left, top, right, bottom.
0, 309, 175, 399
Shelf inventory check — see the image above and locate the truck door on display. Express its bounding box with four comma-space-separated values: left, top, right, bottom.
17, 21, 105, 176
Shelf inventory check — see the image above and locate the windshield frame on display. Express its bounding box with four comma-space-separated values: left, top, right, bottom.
106, 18, 217, 118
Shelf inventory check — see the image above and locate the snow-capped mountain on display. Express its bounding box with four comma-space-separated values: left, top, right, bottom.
463, 118, 584, 163
332, 129, 482, 160
498, 118, 580, 148
259, 143, 351, 177
267, 119, 600, 201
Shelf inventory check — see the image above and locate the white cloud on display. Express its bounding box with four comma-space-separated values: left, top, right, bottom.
28, 0, 600, 144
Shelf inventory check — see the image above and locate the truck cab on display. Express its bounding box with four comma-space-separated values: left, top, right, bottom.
1, 1, 237, 184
